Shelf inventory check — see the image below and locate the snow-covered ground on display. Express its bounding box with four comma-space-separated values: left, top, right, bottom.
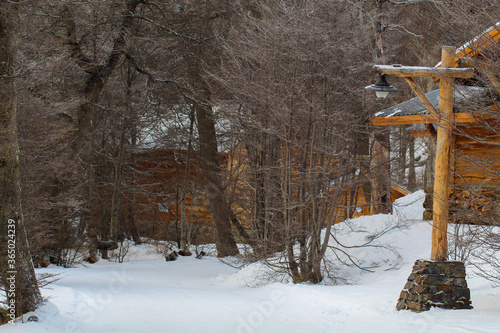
3, 191, 500, 333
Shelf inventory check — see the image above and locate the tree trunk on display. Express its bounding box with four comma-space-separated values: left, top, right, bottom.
0, 0, 42, 316
124, 60, 141, 245
407, 136, 418, 191
178, 106, 196, 256
195, 100, 239, 257
246, 131, 284, 254
371, 130, 392, 214
185, 13, 239, 256
398, 128, 408, 185
63, 1, 142, 262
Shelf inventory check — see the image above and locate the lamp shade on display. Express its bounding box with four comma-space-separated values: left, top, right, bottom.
365, 75, 398, 99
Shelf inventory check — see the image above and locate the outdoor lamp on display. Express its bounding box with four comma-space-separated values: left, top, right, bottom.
365, 74, 398, 99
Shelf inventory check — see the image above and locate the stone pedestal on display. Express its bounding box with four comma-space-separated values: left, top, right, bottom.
396, 260, 472, 312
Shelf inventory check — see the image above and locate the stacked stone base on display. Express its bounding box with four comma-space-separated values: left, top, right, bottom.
396, 260, 472, 312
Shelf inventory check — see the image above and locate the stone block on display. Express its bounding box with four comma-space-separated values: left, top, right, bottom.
425, 274, 454, 285
396, 260, 472, 312
406, 300, 430, 312
396, 299, 407, 311
413, 267, 426, 274
452, 286, 470, 300
414, 284, 429, 293
454, 298, 473, 309
453, 278, 468, 288
436, 285, 452, 293
414, 274, 424, 284
404, 281, 414, 289
444, 264, 466, 278
417, 293, 430, 303
429, 291, 451, 303
423, 210, 433, 221
417, 260, 429, 268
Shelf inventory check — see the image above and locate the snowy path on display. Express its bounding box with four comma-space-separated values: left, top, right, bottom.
3, 253, 500, 333
3, 191, 500, 332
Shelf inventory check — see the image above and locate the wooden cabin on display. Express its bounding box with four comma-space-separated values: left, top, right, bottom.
229, 145, 410, 226
370, 23, 500, 224
132, 149, 229, 241
132, 143, 410, 243
334, 183, 409, 221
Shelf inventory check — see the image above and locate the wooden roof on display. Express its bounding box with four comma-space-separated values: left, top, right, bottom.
437, 22, 500, 68
370, 86, 488, 126
391, 183, 410, 197
371, 22, 500, 127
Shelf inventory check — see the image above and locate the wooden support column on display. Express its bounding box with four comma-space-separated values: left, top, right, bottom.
373, 50, 475, 262
431, 46, 456, 261
403, 77, 440, 119
370, 44, 478, 311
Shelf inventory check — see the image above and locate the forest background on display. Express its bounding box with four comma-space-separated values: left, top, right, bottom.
1, 0, 499, 317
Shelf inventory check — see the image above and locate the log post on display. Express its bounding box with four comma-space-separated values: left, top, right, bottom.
431, 46, 456, 261
371, 46, 475, 311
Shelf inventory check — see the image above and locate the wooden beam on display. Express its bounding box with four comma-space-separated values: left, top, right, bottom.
403, 77, 440, 119
370, 112, 478, 126
455, 137, 500, 145
431, 46, 456, 261
369, 114, 435, 126
374, 64, 475, 79
453, 113, 483, 123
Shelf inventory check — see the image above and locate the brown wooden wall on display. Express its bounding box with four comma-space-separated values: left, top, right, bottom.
449, 123, 500, 223
132, 149, 228, 241
132, 148, 412, 240
453, 125, 500, 187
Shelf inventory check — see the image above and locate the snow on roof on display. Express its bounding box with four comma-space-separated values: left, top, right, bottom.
372, 86, 486, 118
435, 22, 500, 67
372, 23, 499, 121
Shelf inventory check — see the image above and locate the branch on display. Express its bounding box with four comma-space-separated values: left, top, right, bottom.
61, 4, 93, 71
386, 24, 423, 38
387, 0, 442, 5
63, 1, 145, 78
123, 52, 187, 91
328, 245, 375, 273
130, 14, 205, 42
98, 0, 146, 79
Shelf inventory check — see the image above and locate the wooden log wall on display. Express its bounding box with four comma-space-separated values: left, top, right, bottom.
132, 149, 229, 241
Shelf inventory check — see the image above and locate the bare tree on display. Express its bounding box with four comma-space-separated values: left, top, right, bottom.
210, 0, 385, 282
0, 0, 42, 316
